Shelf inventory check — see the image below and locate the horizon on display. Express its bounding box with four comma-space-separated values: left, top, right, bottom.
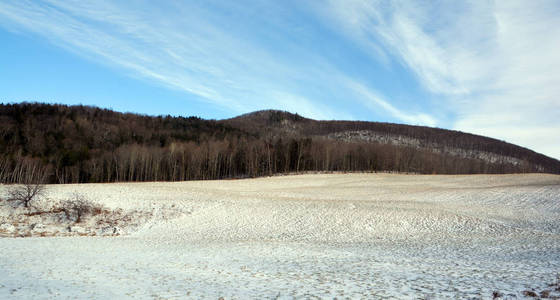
1, 1, 559, 159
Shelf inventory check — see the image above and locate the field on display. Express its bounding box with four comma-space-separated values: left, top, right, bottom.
1, 174, 560, 298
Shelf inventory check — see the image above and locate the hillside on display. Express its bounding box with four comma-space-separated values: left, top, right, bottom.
224, 110, 560, 173
1, 103, 559, 184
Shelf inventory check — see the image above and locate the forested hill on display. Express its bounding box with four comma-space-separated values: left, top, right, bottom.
223, 110, 560, 173
1, 103, 559, 184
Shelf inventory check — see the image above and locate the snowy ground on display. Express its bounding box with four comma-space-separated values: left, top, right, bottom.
1, 173, 560, 299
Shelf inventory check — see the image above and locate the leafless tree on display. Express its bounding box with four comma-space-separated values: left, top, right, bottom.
8, 183, 45, 208
7, 170, 47, 208
1, 103, 558, 184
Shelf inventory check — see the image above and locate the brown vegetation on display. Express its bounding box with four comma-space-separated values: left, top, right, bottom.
1, 103, 559, 184
59, 193, 106, 223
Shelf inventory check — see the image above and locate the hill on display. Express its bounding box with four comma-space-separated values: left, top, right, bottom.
223, 110, 559, 173
1, 103, 559, 184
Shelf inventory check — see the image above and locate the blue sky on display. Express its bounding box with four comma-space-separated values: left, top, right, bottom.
1, 1, 559, 159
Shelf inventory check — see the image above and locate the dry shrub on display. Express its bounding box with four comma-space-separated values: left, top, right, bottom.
540, 290, 551, 298
59, 193, 107, 223
523, 290, 538, 297
492, 291, 503, 299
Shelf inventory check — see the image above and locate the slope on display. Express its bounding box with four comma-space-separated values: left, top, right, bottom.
223, 110, 560, 173
1, 103, 559, 184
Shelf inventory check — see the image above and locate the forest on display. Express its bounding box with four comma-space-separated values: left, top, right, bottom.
1, 103, 559, 184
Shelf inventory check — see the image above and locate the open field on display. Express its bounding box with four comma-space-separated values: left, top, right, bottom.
1, 173, 560, 298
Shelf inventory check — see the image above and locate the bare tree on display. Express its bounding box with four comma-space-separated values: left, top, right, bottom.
7, 183, 46, 208
7, 169, 47, 208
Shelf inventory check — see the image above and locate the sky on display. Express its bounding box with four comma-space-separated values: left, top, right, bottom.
0, 1, 559, 159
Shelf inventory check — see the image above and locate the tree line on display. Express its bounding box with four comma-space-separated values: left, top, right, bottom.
0, 103, 557, 184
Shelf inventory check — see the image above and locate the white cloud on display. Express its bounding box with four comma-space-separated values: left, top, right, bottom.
0, 0, 430, 126
345, 80, 436, 127
319, 0, 560, 159
0, 0, 338, 116
265, 91, 355, 121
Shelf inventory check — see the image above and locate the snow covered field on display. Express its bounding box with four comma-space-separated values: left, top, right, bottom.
1, 173, 560, 299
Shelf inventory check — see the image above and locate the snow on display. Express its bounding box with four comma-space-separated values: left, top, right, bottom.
328, 130, 528, 166
1, 173, 560, 298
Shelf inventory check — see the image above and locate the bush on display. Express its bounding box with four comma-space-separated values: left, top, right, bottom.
60, 193, 106, 223
492, 291, 503, 299
522, 290, 538, 297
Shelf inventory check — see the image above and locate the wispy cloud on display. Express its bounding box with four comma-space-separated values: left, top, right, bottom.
318, 0, 560, 158
0, 0, 333, 115
0, 0, 436, 126
345, 80, 436, 127
0, 0, 241, 109
266, 91, 353, 121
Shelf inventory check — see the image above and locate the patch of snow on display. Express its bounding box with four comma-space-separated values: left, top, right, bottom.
327, 130, 532, 167
0, 223, 15, 234
1, 174, 559, 298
